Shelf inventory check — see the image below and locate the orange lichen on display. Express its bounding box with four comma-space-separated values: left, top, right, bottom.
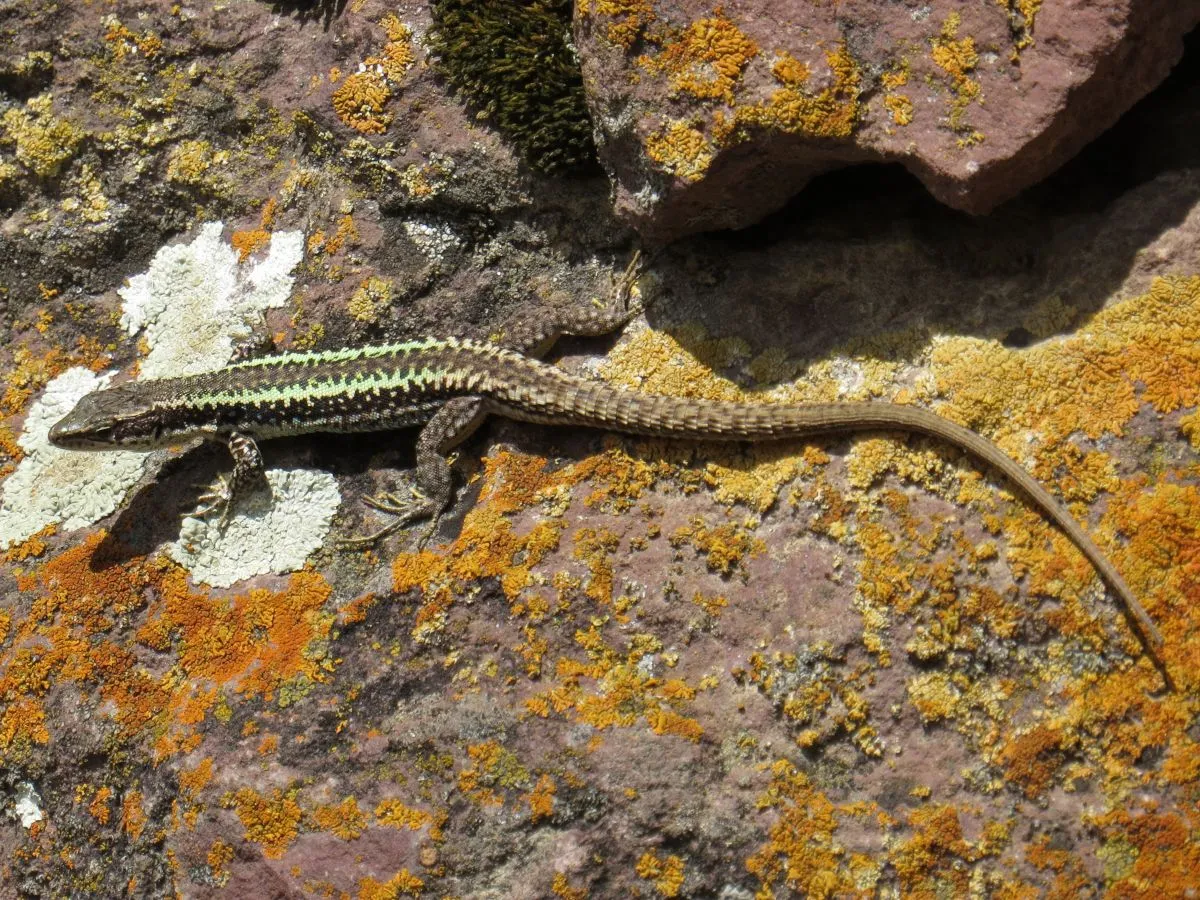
207, 840, 235, 884
230, 227, 270, 261
578, 0, 657, 50
374, 15, 416, 81
178, 758, 213, 798
104, 22, 163, 61
230, 200, 278, 261
332, 71, 393, 135
527, 624, 704, 742
457, 741, 529, 807
744, 759, 857, 897
87, 786, 113, 824
331, 14, 414, 135
1, 532, 335, 764
227, 787, 302, 859
311, 797, 367, 840
890, 804, 998, 896
121, 791, 147, 840
643, 13, 758, 103
1088, 805, 1200, 895
636, 850, 686, 898
374, 799, 433, 832
645, 120, 714, 181
358, 870, 424, 899
528, 773, 556, 822
668, 517, 765, 576
735, 45, 860, 139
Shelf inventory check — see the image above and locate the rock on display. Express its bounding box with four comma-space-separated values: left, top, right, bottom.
575, 0, 1200, 240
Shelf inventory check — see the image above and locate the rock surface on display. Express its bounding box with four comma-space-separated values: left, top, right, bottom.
0, 1, 1199, 897
576, 0, 1200, 240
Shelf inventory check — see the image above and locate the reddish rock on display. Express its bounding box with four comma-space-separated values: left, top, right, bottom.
576, 0, 1200, 240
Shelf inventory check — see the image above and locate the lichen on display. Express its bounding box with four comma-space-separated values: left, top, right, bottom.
646, 13, 759, 104
930, 13, 983, 145
0, 368, 147, 549
644, 120, 713, 182
118, 221, 304, 379
167, 468, 341, 588
332, 71, 393, 135
635, 850, 686, 897
347, 274, 395, 323
0, 93, 85, 179
735, 44, 860, 139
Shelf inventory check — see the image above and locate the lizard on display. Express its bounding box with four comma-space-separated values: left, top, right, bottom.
46, 255, 1170, 688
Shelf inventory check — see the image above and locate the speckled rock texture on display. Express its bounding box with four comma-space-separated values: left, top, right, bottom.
1, 1, 1199, 897
576, 0, 1200, 240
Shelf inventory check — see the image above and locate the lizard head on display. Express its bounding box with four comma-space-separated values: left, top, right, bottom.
49, 382, 171, 451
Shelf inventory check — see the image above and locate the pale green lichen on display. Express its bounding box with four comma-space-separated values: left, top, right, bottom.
169, 468, 341, 588
0, 368, 148, 549
119, 221, 304, 379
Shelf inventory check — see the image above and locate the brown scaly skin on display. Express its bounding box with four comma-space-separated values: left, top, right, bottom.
47, 257, 1171, 689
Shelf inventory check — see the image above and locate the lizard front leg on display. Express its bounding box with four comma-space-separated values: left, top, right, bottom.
491, 251, 644, 357
194, 431, 268, 527
339, 397, 489, 548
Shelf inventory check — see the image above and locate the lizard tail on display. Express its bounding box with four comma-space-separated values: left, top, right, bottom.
492, 371, 1169, 684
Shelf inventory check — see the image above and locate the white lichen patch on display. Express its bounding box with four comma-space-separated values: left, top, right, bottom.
119, 221, 304, 379
402, 218, 462, 263
14, 782, 44, 828
167, 468, 341, 588
0, 368, 148, 549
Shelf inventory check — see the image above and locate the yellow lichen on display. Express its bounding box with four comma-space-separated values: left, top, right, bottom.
645, 120, 714, 182
643, 13, 758, 104
907, 671, 963, 723
636, 850, 686, 898
735, 44, 860, 139
0, 94, 85, 179
311, 797, 367, 840
578, 0, 657, 50
227, 787, 303, 859
930, 14, 982, 141
165, 139, 228, 186
347, 275, 395, 323
358, 870, 424, 899
375, 798, 434, 832
668, 517, 765, 576
332, 71, 393, 135
883, 93, 913, 126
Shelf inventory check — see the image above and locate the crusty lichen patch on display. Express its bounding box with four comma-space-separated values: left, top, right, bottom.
1, 530, 335, 763
0, 93, 85, 179
0, 368, 147, 549
331, 14, 416, 134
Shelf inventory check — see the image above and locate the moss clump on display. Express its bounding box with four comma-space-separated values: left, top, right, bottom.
427, 0, 597, 173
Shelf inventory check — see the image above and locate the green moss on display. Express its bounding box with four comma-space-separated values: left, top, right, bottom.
427, 0, 597, 173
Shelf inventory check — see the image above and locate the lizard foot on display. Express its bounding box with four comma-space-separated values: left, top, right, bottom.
192, 475, 234, 529
337, 484, 439, 549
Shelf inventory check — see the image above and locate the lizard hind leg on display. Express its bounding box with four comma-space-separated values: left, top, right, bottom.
339, 398, 489, 549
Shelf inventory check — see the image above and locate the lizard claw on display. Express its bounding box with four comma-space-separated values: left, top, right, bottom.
192, 474, 234, 528
338, 483, 439, 549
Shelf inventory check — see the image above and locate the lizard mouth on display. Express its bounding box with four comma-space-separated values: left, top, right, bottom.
47, 416, 116, 449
